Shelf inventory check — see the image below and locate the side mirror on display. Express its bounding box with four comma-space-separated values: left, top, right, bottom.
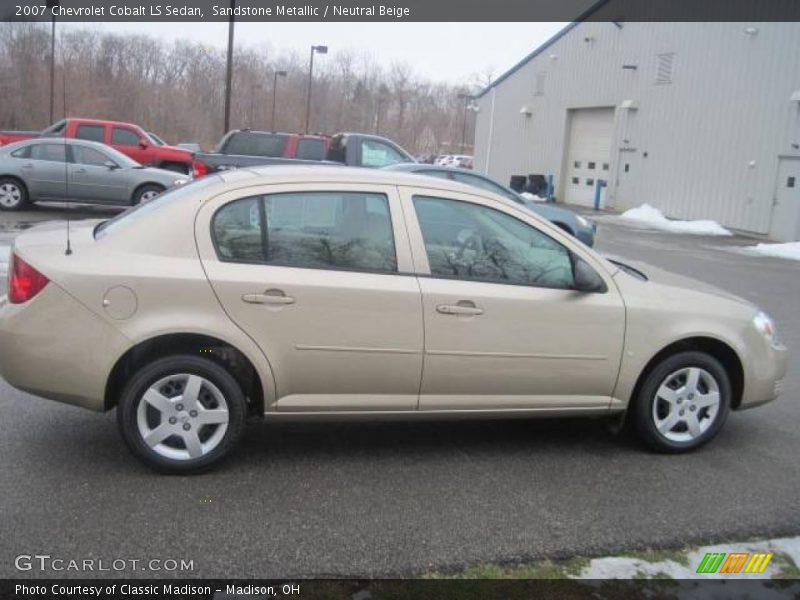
104, 161, 119, 170
572, 255, 607, 293
139, 140, 149, 149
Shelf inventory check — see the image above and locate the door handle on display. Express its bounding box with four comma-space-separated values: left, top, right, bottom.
20, 163, 34, 169
74, 168, 87, 174
242, 289, 295, 305
436, 301, 484, 316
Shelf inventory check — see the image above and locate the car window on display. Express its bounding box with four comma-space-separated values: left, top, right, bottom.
111, 127, 141, 146
95, 176, 221, 239
361, 140, 407, 168
10, 146, 30, 159
213, 192, 397, 273
295, 138, 326, 161
451, 172, 521, 204
29, 143, 67, 163
71, 145, 111, 167
413, 195, 574, 289
75, 124, 105, 143
222, 133, 287, 157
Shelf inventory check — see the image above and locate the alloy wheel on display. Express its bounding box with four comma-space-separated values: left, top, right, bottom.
136, 373, 230, 461
652, 366, 721, 443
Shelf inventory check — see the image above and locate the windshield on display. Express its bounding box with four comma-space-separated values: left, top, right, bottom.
147, 131, 166, 145
94, 176, 220, 239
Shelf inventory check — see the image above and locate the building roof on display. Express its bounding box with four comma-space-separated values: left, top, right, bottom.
476, 0, 612, 98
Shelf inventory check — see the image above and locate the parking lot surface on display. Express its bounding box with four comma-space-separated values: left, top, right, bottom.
1, 205, 798, 578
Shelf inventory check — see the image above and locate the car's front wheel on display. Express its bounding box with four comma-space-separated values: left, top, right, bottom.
117, 355, 246, 473
632, 351, 731, 452
132, 183, 165, 205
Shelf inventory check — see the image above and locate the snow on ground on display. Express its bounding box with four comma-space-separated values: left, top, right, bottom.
743, 241, 800, 261
619, 204, 732, 236
519, 192, 547, 202
0, 244, 9, 276
578, 535, 800, 584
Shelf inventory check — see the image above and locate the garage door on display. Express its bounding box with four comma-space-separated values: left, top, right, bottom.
564, 108, 614, 207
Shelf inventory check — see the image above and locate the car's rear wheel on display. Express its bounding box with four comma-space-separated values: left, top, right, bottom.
0, 177, 28, 211
132, 183, 165, 205
117, 355, 246, 473
632, 351, 731, 453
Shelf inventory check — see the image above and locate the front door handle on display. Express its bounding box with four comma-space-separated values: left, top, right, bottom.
73, 168, 87, 174
242, 289, 295, 305
436, 300, 484, 316
20, 163, 34, 170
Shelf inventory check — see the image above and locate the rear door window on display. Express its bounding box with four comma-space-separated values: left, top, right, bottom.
29, 143, 68, 162
213, 191, 397, 273
223, 133, 288, 157
75, 124, 106, 143
295, 139, 326, 161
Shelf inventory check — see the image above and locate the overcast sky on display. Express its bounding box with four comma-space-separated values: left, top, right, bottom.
60, 22, 568, 85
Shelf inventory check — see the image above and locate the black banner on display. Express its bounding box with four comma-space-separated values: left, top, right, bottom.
3, 579, 800, 599
3, 0, 800, 22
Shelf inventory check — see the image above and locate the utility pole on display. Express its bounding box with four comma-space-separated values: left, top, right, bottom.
304, 45, 327, 133
223, 0, 235, 134
46, 0, 59, 123
270, 70, 286, 131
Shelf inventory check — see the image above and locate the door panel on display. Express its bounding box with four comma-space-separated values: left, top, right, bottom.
400, 187, 625, 410
25, 143, 69, 199
564, 107, 614, 207
769, 158, 800, 242
196, 183, 423, 411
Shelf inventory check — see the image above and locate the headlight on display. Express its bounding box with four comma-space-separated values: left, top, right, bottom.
753, 311, 780, 345
576, 215, 590, 228
173, 178, 189, 186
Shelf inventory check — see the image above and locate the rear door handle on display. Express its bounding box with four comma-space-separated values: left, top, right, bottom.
436, 301, 484, 316
20, 163, 34, 169
242, 289, 295, 305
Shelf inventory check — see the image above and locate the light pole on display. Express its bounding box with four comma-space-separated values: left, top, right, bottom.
304, 44, 327, 134
46, 0, 59, 123
223, 0, 235, 134
457, 92, 474, 153
270, 70, 287, 132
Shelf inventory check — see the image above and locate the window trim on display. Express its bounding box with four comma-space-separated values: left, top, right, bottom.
410, 193, 578, 291
210, 191, 401, 276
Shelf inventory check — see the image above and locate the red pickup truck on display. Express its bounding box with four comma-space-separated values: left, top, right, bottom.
0, 118, 194, 174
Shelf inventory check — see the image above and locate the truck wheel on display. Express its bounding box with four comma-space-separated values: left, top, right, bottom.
117, 355, 247, 473
132, 184, 165, 205
0, 177, 28, 211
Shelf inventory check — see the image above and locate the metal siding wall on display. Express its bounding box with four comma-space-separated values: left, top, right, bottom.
474, 22, 800, 236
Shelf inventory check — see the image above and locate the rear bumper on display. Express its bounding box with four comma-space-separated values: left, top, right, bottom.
0, 284, 130, 411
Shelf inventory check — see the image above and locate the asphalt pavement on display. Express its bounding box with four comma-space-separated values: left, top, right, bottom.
0, 204, 798, 578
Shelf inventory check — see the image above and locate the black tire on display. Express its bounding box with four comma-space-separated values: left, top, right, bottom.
0, 176, 28, 211
132, 183, 165, 205
117, 355, 247, 473
160, 162, 189, 174
632, 351, 731, 453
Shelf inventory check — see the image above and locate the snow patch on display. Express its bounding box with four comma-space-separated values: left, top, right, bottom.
520, 192, 546, 203
619, 204, 732, 236
745, 241, 800, 261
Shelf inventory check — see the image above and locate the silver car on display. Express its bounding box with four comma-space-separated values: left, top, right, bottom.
0, 138, 190, 211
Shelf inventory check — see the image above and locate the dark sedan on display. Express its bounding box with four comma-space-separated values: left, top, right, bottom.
384, 163, 596, 246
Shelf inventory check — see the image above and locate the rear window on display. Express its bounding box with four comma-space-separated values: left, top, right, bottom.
222, 133, 288, 157
94, 176, 221, 239
295, 138, 326, 161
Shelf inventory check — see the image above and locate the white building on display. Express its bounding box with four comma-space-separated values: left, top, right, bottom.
474, 20, 800, 241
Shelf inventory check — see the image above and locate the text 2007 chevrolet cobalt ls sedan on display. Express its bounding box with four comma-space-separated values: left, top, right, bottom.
0, 167, 788, 472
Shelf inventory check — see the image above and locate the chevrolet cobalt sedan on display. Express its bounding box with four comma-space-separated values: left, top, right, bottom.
0, 167, 787, 472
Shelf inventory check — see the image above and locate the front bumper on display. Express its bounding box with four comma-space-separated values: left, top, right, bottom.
738, 334, 789, 410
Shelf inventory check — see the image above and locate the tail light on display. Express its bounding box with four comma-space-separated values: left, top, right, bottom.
192, 160, 209, 178
8, 254, 49, 304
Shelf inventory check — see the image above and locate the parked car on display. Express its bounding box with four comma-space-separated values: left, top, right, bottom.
192, 131, 415, 177
384, 163, 596, 246
0, 166, 787, 472
0, 118, 194, 174
0, 138, 189, 210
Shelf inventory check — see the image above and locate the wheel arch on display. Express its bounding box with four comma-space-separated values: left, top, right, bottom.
0, 174, 29, 195
130, 181, 166, 204
628, 336, 745, 414
104, 332, 264, 416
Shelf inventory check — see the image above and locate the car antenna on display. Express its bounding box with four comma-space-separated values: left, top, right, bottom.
62, 67, 72, 256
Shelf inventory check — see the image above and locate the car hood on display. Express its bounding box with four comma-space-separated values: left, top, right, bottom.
608, 255, 753, 308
